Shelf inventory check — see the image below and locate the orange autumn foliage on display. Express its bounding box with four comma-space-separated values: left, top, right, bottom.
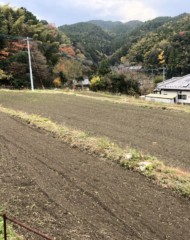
0, 49, 9, 59
0, 41, 28, 60
59, 46, 75, 56
10, 41, 27, 51
53, 77, 62, 87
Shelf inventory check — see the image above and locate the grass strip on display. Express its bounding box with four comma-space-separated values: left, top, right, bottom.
0, 105, 190, 198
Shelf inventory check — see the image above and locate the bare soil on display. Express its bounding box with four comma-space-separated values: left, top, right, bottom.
0, 112, 190, 240
0, 91, 190, 171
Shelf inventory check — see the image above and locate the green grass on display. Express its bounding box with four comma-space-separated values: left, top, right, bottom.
0, 215, 23, 240
0, 104, 190, 198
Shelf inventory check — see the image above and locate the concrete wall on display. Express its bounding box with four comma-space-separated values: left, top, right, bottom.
145, 96, 175, 104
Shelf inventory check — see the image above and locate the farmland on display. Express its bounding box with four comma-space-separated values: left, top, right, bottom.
0, 90, 190, 170
0, 90, 190, 239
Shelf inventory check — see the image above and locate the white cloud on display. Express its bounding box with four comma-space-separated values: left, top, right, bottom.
62, 0, 158, 22
114, 1, 158, 22
0, 1, 7, 5
0, 0, 189, 25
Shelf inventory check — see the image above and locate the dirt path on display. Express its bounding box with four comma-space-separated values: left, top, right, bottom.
0, 91, 190, 171
0, 112, 190, 239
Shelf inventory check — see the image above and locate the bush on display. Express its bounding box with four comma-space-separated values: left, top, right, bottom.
53, 77, 62, 88
90, 76, 106, 91
154, 75, 163, 84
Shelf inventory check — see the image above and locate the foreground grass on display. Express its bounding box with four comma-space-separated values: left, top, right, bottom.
0, 104, 190, 198
0, 215, 22, 240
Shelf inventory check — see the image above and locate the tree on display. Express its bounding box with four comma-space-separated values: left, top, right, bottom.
63, 59, 83, 83
0, 69, 12, 85
98, 58, 111, 76
31, 43, 52, 88
158, 50, 165, 64
90, 75, 105, 91
53, 77, 62, 88
7, 62, 29, 88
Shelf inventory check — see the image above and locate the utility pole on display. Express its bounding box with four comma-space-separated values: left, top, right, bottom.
24, 37, 34, 91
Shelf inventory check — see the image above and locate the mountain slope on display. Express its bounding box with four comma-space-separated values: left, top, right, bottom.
59, 22, 112, 63
88, 20, 142, 35
0, 5, 90, 88
126, 13, 190, 76
109, 16, 172, 64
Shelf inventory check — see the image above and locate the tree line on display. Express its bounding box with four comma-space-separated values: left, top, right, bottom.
1, 5, 190, 95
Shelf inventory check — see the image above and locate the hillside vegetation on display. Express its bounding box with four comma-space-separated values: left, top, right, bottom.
59, 14, 190, 79
0, 5, 92, 89
1, 4, 190, 93
59, 22, 112, 63
127, 14, 190, 77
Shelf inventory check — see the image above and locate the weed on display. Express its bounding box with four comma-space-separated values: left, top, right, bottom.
97, 138, 112, 149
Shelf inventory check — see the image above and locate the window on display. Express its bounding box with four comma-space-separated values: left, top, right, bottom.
178, 94, 187, 100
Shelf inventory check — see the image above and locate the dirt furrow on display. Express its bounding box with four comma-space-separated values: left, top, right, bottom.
0, 112, 190, 239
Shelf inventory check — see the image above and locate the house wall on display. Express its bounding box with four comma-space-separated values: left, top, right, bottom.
161, 90, 190, 104
145, 96, 175, 104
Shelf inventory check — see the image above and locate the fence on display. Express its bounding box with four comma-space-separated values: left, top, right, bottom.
0, 214, 53, 240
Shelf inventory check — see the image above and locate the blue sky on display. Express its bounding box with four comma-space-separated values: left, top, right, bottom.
0, 0, 190, 26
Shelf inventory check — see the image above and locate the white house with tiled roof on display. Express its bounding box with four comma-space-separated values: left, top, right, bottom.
146, 74, 190, 104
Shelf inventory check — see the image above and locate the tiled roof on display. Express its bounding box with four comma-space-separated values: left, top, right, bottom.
156, 74, 190, 90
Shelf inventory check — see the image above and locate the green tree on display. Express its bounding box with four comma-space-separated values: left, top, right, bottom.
0, 69, 12, 85
98, 58, 111, 76
63, 59, 83, 83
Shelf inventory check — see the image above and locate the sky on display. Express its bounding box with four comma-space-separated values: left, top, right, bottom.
0, 0, 190, 26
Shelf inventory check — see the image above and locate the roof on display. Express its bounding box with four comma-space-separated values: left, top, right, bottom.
83, 79, 90, 85
73, 79, 90, 86
146, 94, 177, 99
156, 74, 190, 91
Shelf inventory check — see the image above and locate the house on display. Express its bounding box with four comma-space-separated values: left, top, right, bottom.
145, 93, 177, 104
73, 78, 90, 90
146, 74, 190, 104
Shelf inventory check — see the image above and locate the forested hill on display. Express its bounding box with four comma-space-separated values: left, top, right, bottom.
60, 13, 190, 78
0, 5, 93, 89
109, 16, 172, 64
59, 22, 112, 63
59, 20, 142, 62
59, 17, 174, 65
123, 13, 190, 77
1, 5, 190, 90
88, 20, 142, 35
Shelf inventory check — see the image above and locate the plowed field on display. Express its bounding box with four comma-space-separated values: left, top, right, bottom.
0, 91, 190, 170
0, 112, 190, 240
